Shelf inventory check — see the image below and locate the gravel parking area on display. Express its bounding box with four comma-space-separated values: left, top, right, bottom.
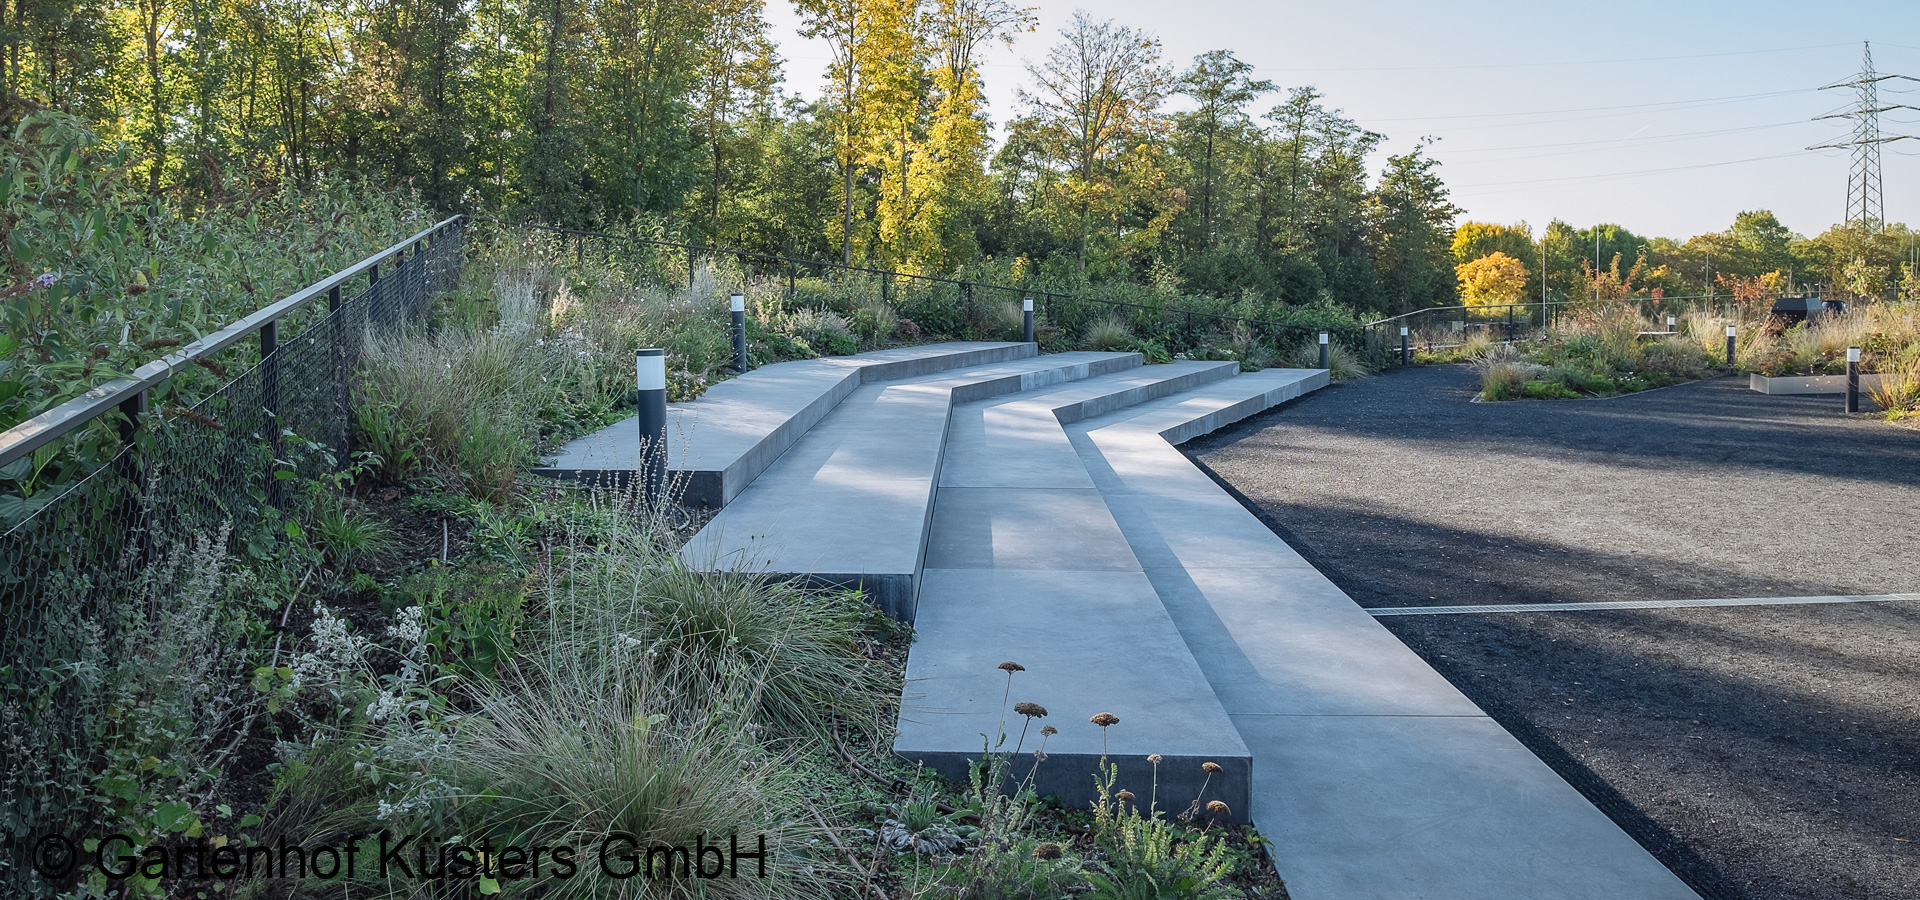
1187, 365, 1920, 900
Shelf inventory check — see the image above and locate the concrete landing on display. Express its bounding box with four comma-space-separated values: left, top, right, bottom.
533, 342, 1033, 507
897, 363, 1262, 818
678, 352, 1139, 618
1068, 373, 1702, 900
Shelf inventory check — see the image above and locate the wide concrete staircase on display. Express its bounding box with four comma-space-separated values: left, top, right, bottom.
538, 343, 1701, 900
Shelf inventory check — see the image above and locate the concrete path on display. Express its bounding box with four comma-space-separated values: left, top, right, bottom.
679, 351, 1138, 618
1068, 374, 1701, 900
535, 342, 1033, 506
554, 344, 1703, 898
897, 363, 1260, 818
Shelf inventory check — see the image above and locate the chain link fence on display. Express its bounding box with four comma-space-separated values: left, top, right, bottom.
0, 220, 462, 857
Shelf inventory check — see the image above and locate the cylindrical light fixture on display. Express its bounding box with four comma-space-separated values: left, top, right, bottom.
731, 292, 749, 374
636, 348, 667, 508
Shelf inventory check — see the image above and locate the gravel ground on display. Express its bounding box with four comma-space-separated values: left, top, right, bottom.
1186, 365, 1920, 900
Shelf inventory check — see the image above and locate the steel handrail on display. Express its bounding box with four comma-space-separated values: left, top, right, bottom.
0, 215, 463, 470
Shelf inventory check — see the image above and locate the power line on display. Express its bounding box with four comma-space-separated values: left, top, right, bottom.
1451, 151, 1814, 194
1808, 42, 1920, 231
1243, 42, 1856, 74
1430, 120, 1814, 159
1362, 89, 1810, 123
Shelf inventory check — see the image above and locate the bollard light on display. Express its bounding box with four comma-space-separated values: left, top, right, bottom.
1847, 346, 1861, 413
730, 292, 749, 374
1667, 315, 1676, 332
636, 348, 668, 509
1725, 325, 1737, 368
1318, 332, 1330, 369
1398, 326, 1410, 366
1022, 295, 1035, 343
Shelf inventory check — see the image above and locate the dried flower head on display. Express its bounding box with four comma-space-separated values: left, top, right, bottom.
1032, 843, 1063, 860
1116, 790, 1135, 803
1033, 749, 1047, 762
1207, 800, 1231, 816
1040, 725, 1058, 736
998, 661, 1026, 673
1202, 761, 1222, 773
1147, 754, 1163, 764
1014, 702, 1048, 718
1090, 712, 1120, 727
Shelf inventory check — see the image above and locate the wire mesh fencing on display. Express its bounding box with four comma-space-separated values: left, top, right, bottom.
0, 222, 461, 860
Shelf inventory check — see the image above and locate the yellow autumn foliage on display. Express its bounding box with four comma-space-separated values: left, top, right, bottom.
1455, 251, 1530, 310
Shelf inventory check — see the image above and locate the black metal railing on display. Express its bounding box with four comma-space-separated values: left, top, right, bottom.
0, 217, 463, 862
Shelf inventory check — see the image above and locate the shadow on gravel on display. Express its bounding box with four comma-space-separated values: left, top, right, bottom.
1232, 368, 1920, 488
1187, 365, 1920, 900
1211, 494, 1861, 609
1389, 605, 1920, 900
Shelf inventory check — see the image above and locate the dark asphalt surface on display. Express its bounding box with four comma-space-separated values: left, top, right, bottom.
1187, 366, 1920, 900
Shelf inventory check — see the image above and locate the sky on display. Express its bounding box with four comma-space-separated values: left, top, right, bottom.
760, 0, 1920, 242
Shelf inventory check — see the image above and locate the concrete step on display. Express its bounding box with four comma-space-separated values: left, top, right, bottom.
678, 352, 1141, 619
532, 342, 1034, 507
897, 361, 1258, 820
1068, 373, 1702, 900
938, 361, 1243, 490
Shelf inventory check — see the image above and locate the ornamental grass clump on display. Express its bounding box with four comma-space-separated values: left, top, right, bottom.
375, 628, 837, 900
553, 522, 881, 738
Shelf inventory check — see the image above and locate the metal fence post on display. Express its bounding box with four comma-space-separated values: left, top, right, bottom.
732, 293, 750, 374
412, 240, 426, 318
1023, 296, 1035, 343
261, 319, 285, 511
328, 284, 348, 459
636, 349, 668, 510
117, 390, 149, 566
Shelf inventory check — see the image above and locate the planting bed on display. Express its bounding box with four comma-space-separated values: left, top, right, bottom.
1187, 365, 1920, 900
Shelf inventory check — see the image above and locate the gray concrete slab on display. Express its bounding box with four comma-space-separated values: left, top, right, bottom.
895, 567, 1250, 820
678, 352, 1137, 618
1235, 714, 1699, 900
923, 488, 1140, 571
534, 342, 1034, 507
899, 367, 1261, 821
1068, 371, 1702, 899
937, 361, 1242, 490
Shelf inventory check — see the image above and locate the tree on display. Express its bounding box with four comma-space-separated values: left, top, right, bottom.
1456, 252, 1528, 311
1171, 50, 1270, 254
688, 0, 780, 244
1018, 11, 1169, 272
1370, 140, 1459, 311
1450, 221, 1532, 267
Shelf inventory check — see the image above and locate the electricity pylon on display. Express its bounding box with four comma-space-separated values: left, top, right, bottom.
1810, 42, 1920, 232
